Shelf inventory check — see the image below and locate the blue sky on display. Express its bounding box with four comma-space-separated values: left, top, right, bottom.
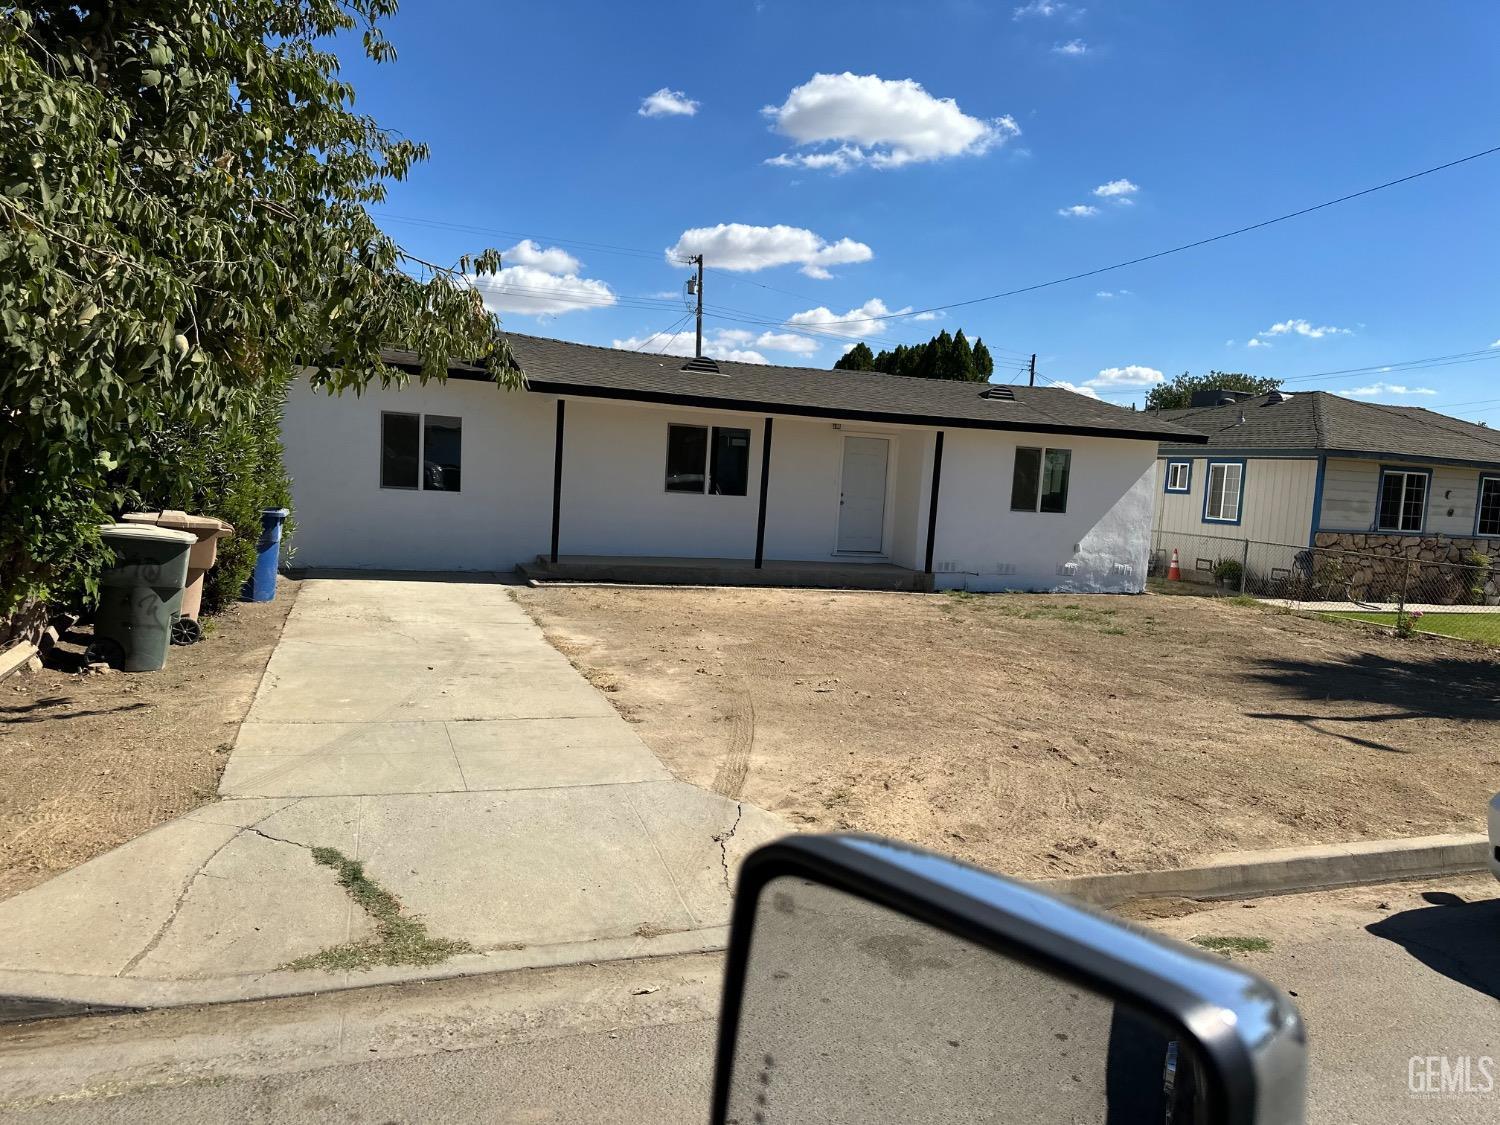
339, 1, 1500, 420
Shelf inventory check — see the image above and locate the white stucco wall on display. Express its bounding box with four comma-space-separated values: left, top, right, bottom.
281, 376, 1157, 590
280, 374, 554, 570
931, 431, 1159, 593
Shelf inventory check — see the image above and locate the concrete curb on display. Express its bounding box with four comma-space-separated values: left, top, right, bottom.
0, 926, 731, 1025
1042, 832, 1490, 908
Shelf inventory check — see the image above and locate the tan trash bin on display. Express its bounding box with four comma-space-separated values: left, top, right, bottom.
121, 510, 234, 642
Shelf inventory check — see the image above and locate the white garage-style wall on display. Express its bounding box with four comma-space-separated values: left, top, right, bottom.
932, 431, 1159, 592
281, 373, 554, 570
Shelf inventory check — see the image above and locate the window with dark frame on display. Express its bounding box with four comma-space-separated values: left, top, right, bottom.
1377, 469, 1427, 532
1476, 476, 1500, 537
1010, 446, 1071, 513
1165, 461, 1191, 492
381, 411, 461, 492
381, 412, 420, 489
665, 424, 750, 496
423, 415, 462, 492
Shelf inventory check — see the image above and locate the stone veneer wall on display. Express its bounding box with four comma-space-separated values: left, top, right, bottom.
1312, 532, 1500, 604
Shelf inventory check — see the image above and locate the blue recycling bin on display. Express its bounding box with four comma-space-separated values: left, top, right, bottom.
243, 508, 289, 602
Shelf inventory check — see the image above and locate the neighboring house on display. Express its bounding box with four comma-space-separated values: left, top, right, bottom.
1150, 388, 1500, 590
281, 333, 1204, 592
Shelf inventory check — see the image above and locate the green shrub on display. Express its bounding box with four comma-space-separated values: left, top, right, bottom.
1212, 558, 1244, 588
134, 377, 293, 613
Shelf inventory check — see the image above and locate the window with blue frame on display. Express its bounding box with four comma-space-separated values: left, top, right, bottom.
1376, 469, 1427, 533
1164, 460, 1191, 493
1203, 461, 1244, 523
1477, 475, 1500, 537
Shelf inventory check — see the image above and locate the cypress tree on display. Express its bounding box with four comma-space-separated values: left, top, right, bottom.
972, 339, 995, 379
835, 342, 876, 371
951, 330, 978, 382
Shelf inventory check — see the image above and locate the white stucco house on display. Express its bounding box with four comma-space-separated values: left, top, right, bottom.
281, 333, 1205, 592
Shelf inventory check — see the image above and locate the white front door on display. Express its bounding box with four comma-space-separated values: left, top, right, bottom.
836, 436, 889, 553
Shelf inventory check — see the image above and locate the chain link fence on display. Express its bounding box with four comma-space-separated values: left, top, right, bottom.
1148, 529, 1500, 649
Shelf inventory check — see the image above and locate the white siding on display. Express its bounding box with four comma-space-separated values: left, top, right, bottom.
1319, 457, 1487, 535
1152, 457, 1318, 546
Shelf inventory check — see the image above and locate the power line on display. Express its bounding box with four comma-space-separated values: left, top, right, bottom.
795, 143, 1500, 328
631, 311, 695, 353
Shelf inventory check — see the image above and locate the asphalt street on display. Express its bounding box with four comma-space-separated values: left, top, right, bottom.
1, 874, 1495, 1124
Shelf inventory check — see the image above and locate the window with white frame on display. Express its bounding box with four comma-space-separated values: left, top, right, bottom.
1164, 460, 1191, 493
1203, 462, 1243, 523
1476, 475, 1500, 537
381, 412, 462, 492
1010, 447, 1071, 513
1377, 469, 1427, 533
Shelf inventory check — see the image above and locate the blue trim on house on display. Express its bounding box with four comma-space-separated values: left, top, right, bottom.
1375, 464, 1434, 534
1476, 473, 1500, 538
1164, 459, 1192, 493
1202, 458, 1247, 526
1155, 447, 1500, 473
1307, 454, 1327, 545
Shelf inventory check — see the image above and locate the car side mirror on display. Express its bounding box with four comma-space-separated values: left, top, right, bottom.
712, 835, 1305, 1124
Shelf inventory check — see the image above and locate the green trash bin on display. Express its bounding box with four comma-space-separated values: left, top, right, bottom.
91, 524, 198, 671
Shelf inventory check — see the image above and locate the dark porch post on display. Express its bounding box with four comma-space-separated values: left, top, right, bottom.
550, 399, 565, 564
754, 417, 774, 568
924, 430, 945, 576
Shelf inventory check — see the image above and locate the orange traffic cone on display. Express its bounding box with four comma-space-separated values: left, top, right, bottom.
1167, 548, 1182, 582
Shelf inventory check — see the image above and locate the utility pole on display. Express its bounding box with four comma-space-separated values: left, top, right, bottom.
1028, 353, 1037, 387
687, 254, 705, 358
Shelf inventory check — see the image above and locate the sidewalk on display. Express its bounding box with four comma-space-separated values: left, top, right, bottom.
0, 576, 783, 1015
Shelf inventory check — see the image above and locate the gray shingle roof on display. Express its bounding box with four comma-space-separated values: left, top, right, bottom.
1156, 391, 1500, 466
492, 333, 1205, 442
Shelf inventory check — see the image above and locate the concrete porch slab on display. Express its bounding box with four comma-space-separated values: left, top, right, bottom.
520, 554, 930, 592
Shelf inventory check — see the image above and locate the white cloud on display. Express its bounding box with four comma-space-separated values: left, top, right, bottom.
1490, 338, 1500, 348
1259, 318, 1351, 340
609, 327, 825, 364
1246, 337, 1271, 348
1057, 204, 1099, 217
638, 88, 699, 118
1095, 290, 1118, 298
1093, 178, 1139, 205
611, 329, 767, 364
1224, 339, 1235, 346
762, 72, 1018, 171
1049, 380, 1102, 400
911, 310, 944, 321
667, 223, 873, 279
788, 297, 911, 341
1014, 0, 1079, 18
1088, 365, 1165, 388
469, 265, 615, 317
1342, 382, 1437, 398
752, 331, 821, 355
503, 239, 581, 276
1053, 39, 1089, 55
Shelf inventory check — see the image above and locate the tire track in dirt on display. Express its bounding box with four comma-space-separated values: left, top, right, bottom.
711, 678, 755, 799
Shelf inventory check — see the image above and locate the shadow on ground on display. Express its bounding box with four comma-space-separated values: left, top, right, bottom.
1366, 891, 1500, 1002
1246, 652, 1500, 723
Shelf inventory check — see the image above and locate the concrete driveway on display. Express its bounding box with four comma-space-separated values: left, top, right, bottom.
0, 576, 782, 1012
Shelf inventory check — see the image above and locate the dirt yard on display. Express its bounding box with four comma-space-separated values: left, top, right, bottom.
0, 580, 299, 900
515, 586, 1500, 878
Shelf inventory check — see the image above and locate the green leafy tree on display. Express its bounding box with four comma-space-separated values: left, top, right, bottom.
950, 329, 977, 382
1144, 370, 1283, 411
0, 2, 516, 620
834, 341, 875, 371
